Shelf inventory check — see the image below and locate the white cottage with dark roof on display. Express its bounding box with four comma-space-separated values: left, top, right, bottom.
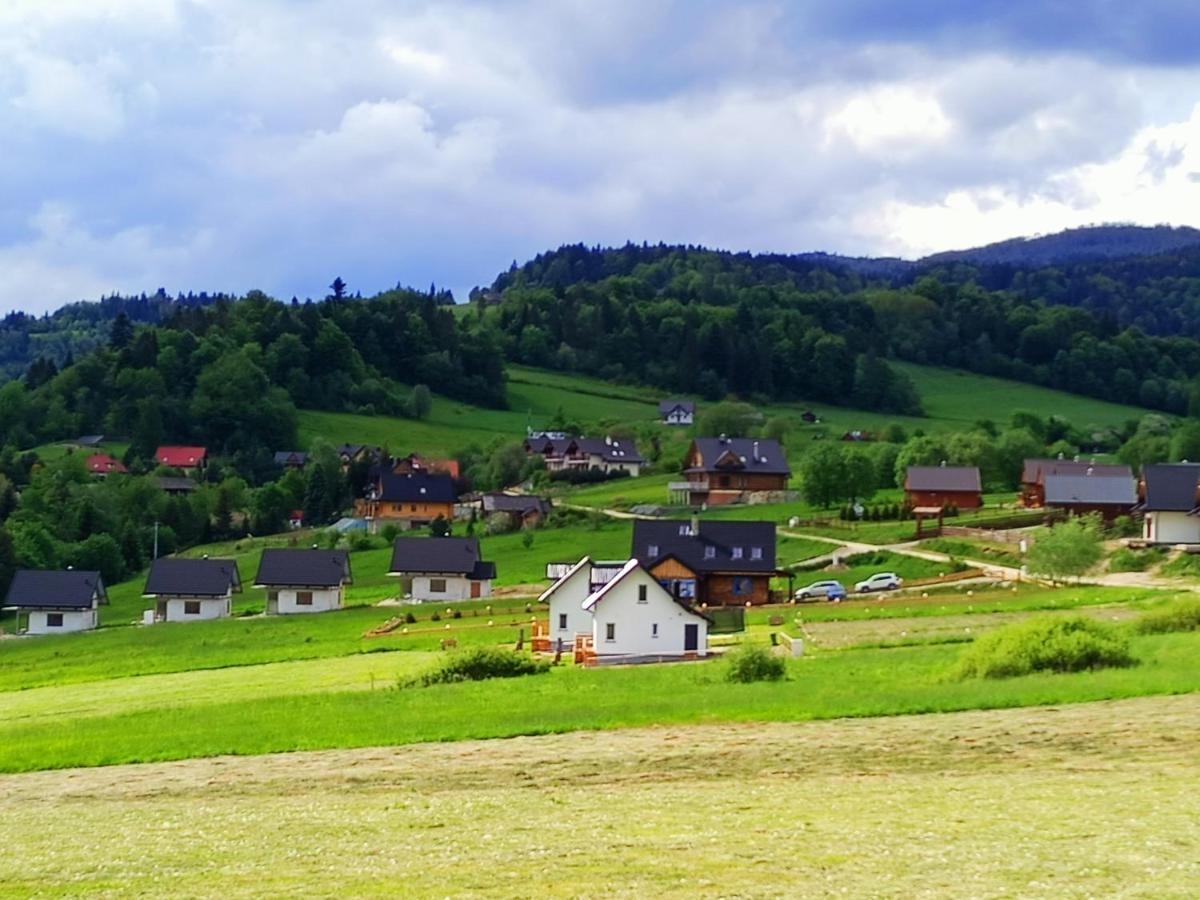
3, 570, 107, 635
254, 549, 352, 614
143, 557, 242, 622
387, 537, 496, 602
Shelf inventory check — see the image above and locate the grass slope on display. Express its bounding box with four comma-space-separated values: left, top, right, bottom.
2, 695, 1195, 897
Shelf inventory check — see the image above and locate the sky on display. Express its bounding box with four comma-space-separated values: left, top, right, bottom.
3, 0, 1200, 314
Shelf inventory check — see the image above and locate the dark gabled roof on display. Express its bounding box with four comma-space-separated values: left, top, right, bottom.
388, 537, 496, 577
631, 520, 777, 574
144, 558, 242, 597
524, 435, 644, 465
1021, 458, 1132, 484
254, 549, 351, 588
659, 400, 695, 415
157, 477, 197, 493
1043, 474, 1137, 507
481, 493, 551, 515
686, 438, 790, 476
273, 451, 308, 466
1142, 464, 1200, 512
371, 471, 457, 503
4, 570, 106, 610
74, 434, 105, 447
905, 466, 982, 493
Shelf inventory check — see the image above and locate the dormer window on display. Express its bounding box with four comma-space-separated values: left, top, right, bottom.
731, 547, 743, 559
704, 546, 716, 559
678, 524, 691, 536
750, 547, 763, 560
648, 544, 659, 557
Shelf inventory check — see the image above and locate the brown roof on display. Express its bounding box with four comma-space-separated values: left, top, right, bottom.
905, 466, 982, 493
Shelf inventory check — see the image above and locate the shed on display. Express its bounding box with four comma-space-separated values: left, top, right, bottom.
254, 549, 352, 614
2, 570, 107, 635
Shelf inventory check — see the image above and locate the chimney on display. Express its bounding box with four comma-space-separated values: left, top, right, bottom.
719, 433, 727, 444
939, 459, 947, 467
691, 512, 700, 537
752, 441, 760, 462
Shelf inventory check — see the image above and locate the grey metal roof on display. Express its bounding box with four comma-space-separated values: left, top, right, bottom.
686, 437, 790, 476
1142, 464, 1200, 511
4, 570, 106, 610
481, 493, 550, 515
254, 549, 351, 588
388, 537, 496, 577
905, 466, 982, 493
1043, 474, 1137, 506
1021, 458, 1132, 484
273, 451, 308, 466
156, 476, 197, 493
631, 520, 777, 574
144, 558, 242, 597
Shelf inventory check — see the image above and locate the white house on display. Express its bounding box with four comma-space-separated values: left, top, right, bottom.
143, 557, 242, 622
658, 400, 695, 426
388, 536, 496, 602
581, 559, 709, 659
254, 548, 351, 614
2, 569, 107, 635
1140, 463, 1200, 544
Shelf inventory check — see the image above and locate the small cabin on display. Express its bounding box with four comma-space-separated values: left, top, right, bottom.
143, 557, 241, 622
254, 548, 352, 614
903, 465, 982, 510
2, 570, 107, 635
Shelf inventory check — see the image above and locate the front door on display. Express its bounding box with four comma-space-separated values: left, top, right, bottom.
684, 624, 698, 652
470, 581, 481, 599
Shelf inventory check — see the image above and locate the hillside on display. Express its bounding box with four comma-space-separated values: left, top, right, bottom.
921, 224, 1200, 267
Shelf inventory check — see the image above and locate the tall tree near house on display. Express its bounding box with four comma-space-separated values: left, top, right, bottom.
799, 442, 847, 509
1025, 515, 1103, 583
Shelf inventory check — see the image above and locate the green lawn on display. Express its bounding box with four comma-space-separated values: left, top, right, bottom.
0, 630, 1195, 773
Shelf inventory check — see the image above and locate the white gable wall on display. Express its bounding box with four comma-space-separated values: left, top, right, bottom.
26, 608, 97, 635
546, 562, 593, 639
1144, 511, 1200, 544
589, 566, 707, 658
267, 586, 343, 614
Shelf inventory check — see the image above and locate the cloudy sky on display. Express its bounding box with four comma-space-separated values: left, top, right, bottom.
3, 0, 1200, 313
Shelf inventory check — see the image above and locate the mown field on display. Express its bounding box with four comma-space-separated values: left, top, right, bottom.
1, 695, 1197, 896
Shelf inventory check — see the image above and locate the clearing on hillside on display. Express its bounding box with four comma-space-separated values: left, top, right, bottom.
1, 695, 1196, 897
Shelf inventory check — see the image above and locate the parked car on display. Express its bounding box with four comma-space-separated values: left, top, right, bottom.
855, 572, 903, 593
794, 579, 845, 601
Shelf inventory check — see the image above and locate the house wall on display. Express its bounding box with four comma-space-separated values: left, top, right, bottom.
663, 411, 693, 425
905, 489, 983, 510
406, 574, 492, 602
268, 586, 342, 614
358, 500, 455, 522
701, 574, 771, 606
26, 608, 97, 635
590, 568, 707, 658
161, 594, 232, 622
546, 563, 593, 640
1144, 510, 1200, 544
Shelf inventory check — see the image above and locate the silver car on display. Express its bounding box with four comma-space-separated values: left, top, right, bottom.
855, 572, 903, 593
794, 579, 845, 601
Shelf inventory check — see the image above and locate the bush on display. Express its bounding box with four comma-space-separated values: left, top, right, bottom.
410, 647, 551, 686
1107, 547, 1165, 573
1132, 598, 1200, 634
380, 523, 400, 543
403, 611, 416, 624
953, 616, 1136, 679
725, 643, 786, 683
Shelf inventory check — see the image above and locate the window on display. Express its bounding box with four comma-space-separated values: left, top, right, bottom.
605, 622, 616, 642
731, 547, 744, 559
732, 577, 752, 596
296, 591, 313, 606
750, 547, 763, 560
678, 524, 691, 536
46, 612, 63, 627
647, 544, 659, 557
430, 578, 447, 593
558, 613, 568, 630
184, 600, 201, 615
704, 546, 716, 559
651, 623, 659, 638
637, 584, 648, 604
410, 504, 417, 511
267, 590, 279, 603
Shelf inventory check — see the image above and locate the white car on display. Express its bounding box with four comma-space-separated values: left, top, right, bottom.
855, 572, 903, 593
794, 579, 846, 601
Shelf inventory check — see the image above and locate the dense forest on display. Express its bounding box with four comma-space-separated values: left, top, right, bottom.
477, 239, 1200, 414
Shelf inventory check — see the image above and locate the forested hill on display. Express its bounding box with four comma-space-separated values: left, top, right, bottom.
0, 287, 503, 479
478, 240, 1200, 415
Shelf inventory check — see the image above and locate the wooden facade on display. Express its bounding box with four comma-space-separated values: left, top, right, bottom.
904, 488, 982, 510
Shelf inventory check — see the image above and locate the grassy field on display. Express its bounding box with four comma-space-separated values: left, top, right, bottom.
1, 694, 1195, 897
0, 627, 1197, 773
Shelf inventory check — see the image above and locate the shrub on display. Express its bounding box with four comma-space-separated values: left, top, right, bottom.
953, 616, 1136, 679
1132, 598, 1200, 634
410, 647, 551, 686
431, 612, 441, 622
452, 609, 462, 619
1107, 547, 1165, 573
403, 611, 416, 624
380, 523, 400, 543
725, 643, 786, 683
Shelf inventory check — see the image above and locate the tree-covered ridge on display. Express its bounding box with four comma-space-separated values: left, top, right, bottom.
2, 287, 505, 480
480, 242, 1200, 414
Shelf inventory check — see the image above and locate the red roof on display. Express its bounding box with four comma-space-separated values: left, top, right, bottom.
155, 445, 207, 468
86, 453, 127, 475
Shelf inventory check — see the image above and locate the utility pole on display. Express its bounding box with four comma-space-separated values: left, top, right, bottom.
153, 521, 159, 560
